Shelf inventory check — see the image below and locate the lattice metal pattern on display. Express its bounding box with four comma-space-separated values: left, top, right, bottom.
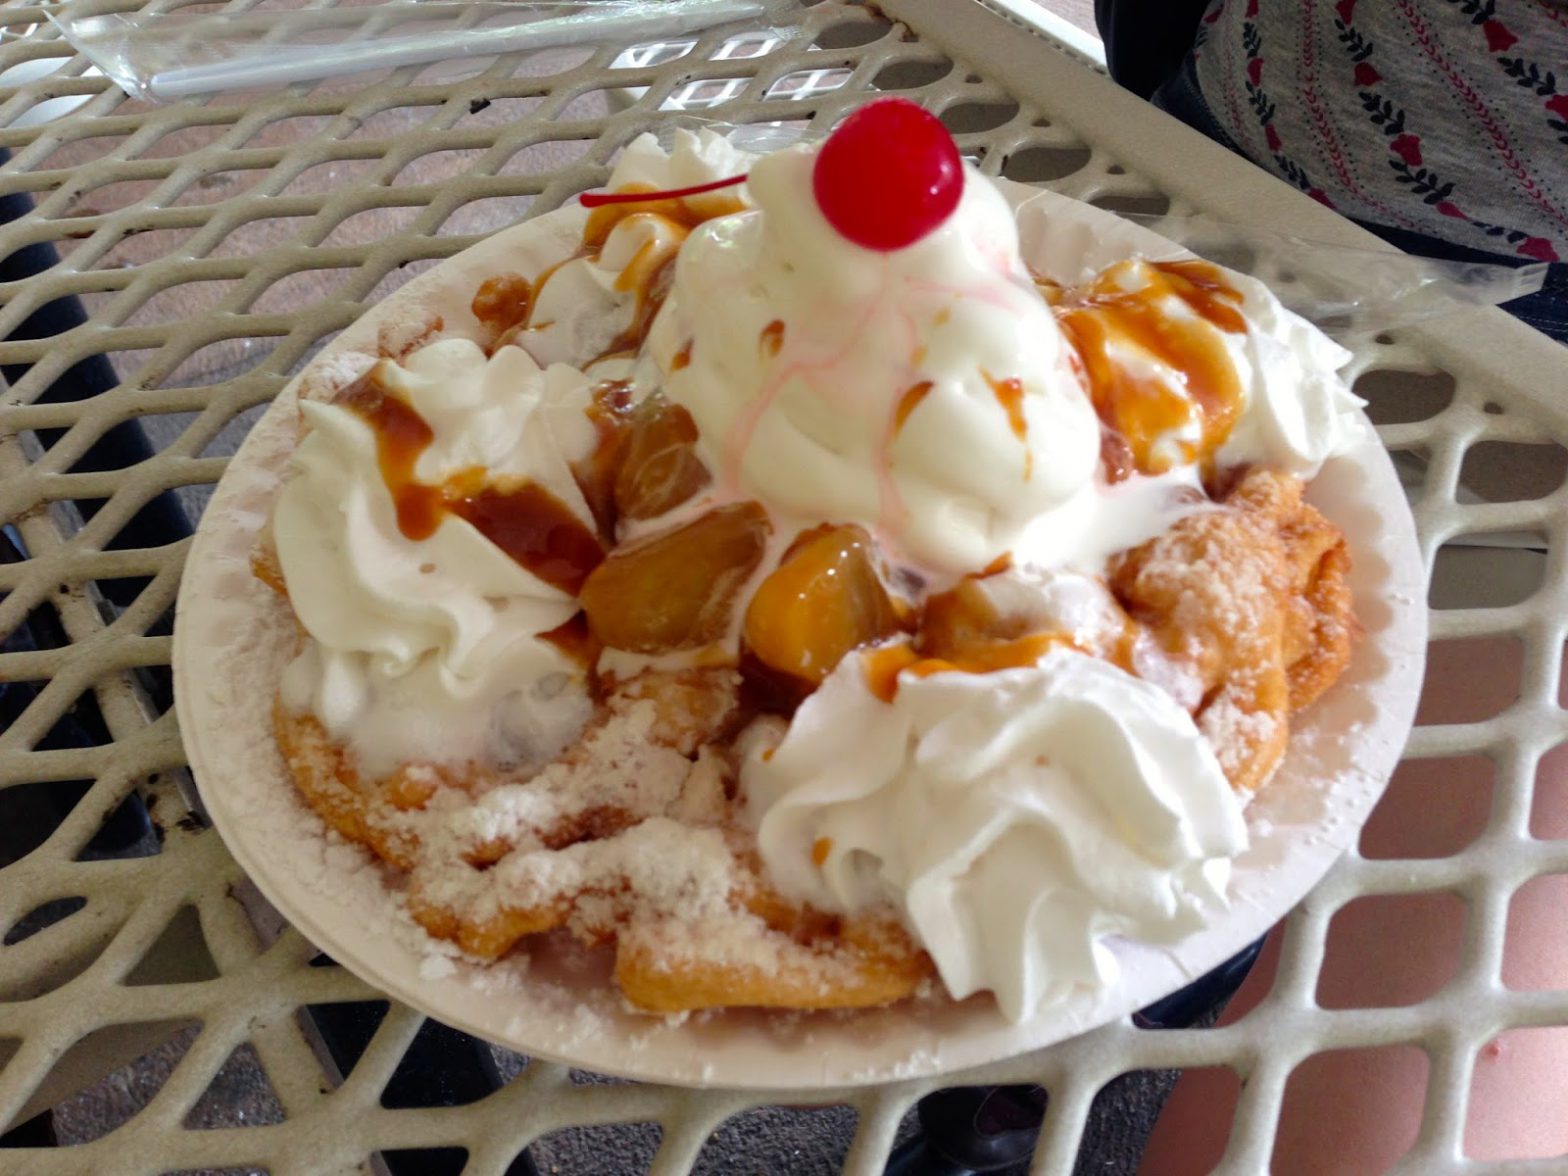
2, 1, 1566, 1172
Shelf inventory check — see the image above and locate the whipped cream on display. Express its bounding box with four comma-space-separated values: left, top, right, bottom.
744, 645, 1248, 1022
1060, 257, 1363, 478
614, 127, 757, 201
519, 130, 755, 372
266, 121, 1362, 1022
517, 212, 686, 371
1213, 268, 1366, 475
645, 142, 1101, 577
273, 339, 597, 776
1011, 463, 1208, 574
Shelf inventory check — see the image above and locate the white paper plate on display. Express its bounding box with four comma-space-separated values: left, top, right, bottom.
173, 181, 1426, 1090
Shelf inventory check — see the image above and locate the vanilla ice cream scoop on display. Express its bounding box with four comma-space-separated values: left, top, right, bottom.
644, 135, 1101, 577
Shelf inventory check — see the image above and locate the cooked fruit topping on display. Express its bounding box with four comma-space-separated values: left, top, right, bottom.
580, 502, 771, 652
614, 394, 711, 522
743, 524, 903, 690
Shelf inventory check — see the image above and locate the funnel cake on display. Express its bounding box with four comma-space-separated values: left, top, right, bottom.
257, 101, 1362, 1021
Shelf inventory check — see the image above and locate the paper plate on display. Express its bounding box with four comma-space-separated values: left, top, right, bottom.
173, 180, 1426, 1090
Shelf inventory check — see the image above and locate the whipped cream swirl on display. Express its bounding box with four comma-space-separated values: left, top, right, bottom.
1058, 255, 1364, 479
520, 130, 756, 372
273, 339, 597, 776
645, 141, 1101, 577
1212, 267, 1366, 474
744, 646, 1248, 1022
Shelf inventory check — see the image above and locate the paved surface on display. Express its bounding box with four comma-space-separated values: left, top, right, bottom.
50, 1030, 1177, 1174
1032, 0, 1097, 33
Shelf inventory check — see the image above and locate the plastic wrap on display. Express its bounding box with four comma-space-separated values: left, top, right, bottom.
1117, 213, 1547, 337
50, 0, 795, 102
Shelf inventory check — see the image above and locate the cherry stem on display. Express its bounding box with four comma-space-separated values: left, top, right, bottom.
579, 173, 748, 208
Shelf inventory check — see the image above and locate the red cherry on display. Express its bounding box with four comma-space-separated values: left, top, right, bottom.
812, 98, 963, 252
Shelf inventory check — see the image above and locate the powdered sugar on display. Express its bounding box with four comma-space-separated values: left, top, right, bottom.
1201, 692, 1281, 781
416, 697, 701, 877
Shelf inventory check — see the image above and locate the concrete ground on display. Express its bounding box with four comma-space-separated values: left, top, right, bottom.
1038, 0, 1097, 33
48, 1028, 1179, 1174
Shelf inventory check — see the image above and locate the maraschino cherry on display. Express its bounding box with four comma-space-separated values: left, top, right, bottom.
578, 97, 962, 252
812, 97, 962, 251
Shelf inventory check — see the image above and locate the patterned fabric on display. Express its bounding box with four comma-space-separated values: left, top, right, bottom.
1191, 0, 1568, 264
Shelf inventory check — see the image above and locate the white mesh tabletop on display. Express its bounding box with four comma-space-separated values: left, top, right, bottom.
2, 2, 1566, 1173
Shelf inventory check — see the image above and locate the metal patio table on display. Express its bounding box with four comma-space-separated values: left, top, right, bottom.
2, 1, 1567, 1172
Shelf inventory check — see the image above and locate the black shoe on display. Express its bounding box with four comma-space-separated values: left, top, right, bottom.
884, 935, 1268, 1175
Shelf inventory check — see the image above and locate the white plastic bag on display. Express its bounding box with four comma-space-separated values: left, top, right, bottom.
51, 0, 793, 101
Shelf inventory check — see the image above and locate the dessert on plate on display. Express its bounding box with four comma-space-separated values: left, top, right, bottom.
253, 98, 1363, 1023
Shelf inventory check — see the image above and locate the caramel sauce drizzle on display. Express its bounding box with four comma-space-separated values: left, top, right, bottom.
1054, 259, 1247, 482
1028, 266, 1065, 307
861, 633, 1078, 704
893, 380, 933, 434
477, 183, 747, 364
760, 319, 785, 358
539, 611, 600, 670
581, 184, 745, 250
672, 340, 693, 371
454, 482, 605, 596
343, 182, 749, 655
983, 372, 1032, 479
987, 375, 1028, 442
599, 240, 677, 363
338, 371, 604, 596
1110, 618, 1141, 676
471, 273, 533, 335
454, 186, 745, 562
580, 186, 745, 363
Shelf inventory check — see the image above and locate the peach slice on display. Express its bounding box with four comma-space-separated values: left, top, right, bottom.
743, 524, 903, 691
614, 394, 711, 521
915, 572, 1089, 675
571, 380, 636, 536
919, 573, 1045, 657
581, 502, 771, 652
